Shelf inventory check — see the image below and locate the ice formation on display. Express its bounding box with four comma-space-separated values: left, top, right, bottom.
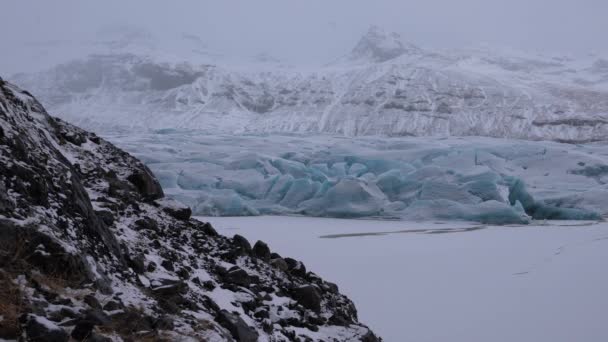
109, 132, 608, 224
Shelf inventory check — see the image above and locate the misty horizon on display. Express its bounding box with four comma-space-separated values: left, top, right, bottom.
2, 0, 608, 74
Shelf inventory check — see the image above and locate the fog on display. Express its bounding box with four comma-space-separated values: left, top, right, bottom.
1, 0, 607, 73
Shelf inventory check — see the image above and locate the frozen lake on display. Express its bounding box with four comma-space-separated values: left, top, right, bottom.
197, 216, 608, 342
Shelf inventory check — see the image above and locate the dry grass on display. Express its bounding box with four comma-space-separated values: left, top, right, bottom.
0, 270, 23, 338
30, 270, 70, 295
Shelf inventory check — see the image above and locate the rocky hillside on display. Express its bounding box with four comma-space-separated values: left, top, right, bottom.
0, 78, 379, 341
10, 27, 608, 142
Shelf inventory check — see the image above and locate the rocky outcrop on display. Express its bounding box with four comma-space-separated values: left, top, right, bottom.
0, 80, 379, 341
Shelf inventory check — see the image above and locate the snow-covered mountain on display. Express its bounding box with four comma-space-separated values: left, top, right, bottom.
10, 26, 608, 142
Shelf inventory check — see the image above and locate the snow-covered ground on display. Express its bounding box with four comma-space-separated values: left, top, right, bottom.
198, 216, 608, 342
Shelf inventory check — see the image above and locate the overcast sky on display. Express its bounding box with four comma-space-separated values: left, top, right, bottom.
1, 0, 607, 73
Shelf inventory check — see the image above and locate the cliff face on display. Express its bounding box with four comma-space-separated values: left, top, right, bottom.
0, 78, 378, 341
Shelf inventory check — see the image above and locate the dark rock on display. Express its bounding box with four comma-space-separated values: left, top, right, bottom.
323, 281, 339, 294
158, 298, 181, 315
233, 234, 252, 254
152, 281, 188, 297
146, 261, 157, 272
202, 280, 216, 291
71, 320, 95, 341
254, 308, 270, 319
200, 222, 218, 236
216, 310, 259, 342
63, 131, 87, 146
84, 294, 102, 310
82, 309, 111, 326
21, 314, 69, 342
270, 252, 282, 259
134, 217, 159, 231
284, 257, 307, 277
127, 253, 146, 274
89, 135, 101, 144
126, 167, 164, 200
225, 267, 251, 287
95, 210, 114, 225
328, 313, 350, 326
108, 309, 154, 334
58, 307, 79, 319
270, 258, 289, 272
292, 285, 322, 312
176, 267, 190, 279
252, 240, 271, 261
360, 329, 381, 342
202, 295, 221, 313
158, 199, 192, 220
86, 333, 112, 342
102, 300, 123, 311
153, 315, 174, 330
0, 222, 89, 284
308, 315, 326, 326
160, 259, 174, 272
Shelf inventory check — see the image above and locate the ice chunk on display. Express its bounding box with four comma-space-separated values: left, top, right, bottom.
192, 190, 260, 216
418, 181, 480, 204
348, 163, 368, 176
300, 179, 387, 218
280, 178, 320, 208
403, 199, 530, 225
508, 178, 601, 220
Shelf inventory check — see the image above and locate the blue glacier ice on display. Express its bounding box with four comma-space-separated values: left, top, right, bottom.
107, 132, 608, 224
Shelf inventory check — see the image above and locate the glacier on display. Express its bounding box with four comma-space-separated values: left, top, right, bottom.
7, 26, 608, 224
107, 132, 608, 224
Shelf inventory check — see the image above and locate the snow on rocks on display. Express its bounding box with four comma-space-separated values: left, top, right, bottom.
0, 80, 379, 341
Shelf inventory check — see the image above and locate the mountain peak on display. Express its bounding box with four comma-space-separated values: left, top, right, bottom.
349, 25, 419, 63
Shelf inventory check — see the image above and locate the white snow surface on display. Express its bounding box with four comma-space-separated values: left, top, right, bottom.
199, 215, 608, 342
105, 132, 608, 223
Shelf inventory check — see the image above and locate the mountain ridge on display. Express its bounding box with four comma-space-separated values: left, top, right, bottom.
9, 26, 608, 142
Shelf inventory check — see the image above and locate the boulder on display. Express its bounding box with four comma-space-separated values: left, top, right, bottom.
71, 320, 95, 341
126, 167, 164, 200
270, 258, 289, 272
151, 281, 188, 297
216, 310, 259, 342
134, 217, 159, 232
83, 294, 102, 310
127, 253, 146, 274
225, 267, 251, 287
82, 309, 111, 326
156, 198, 192, 220
233, 234, 252, 254
293, 285, 322, 312
21, 314, 69, 342
200, 222, 218, 236
102, 300, 122, 311
284, 257, 307, 277
252, 240, 271, 261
